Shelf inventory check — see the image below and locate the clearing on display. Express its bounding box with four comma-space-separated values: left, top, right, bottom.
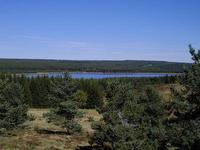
0, 108, 102, 150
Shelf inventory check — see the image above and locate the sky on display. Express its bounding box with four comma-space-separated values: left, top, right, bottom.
0, 0, 199, 62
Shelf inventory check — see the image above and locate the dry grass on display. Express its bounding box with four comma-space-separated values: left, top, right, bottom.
153, 84, 174, 101
78, 109, 102, 133
0, 108, 102, 150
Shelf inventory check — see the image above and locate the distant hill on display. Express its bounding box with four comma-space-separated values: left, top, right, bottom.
0, 59, 191, 73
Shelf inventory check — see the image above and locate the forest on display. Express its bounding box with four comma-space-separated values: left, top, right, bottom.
0, 59, 190, 73
0, 45, 199, 150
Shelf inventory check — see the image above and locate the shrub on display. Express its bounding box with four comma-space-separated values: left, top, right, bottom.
80, 80, 104, 109
0, 79, 28, 129
72, 90, 88, 108
44, 100, 82, 134
62, 120, 82, 134
48, 75, 78, 107
54, 101, 79, 120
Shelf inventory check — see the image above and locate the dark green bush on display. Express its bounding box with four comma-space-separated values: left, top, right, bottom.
0, 79, 28, 129
72, 90, 88, 108
54, 101, 80, 120
62, 120, 82, 134
44, 100, 82, 134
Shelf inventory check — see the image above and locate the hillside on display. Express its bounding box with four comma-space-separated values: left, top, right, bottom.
0, 59, 191, 73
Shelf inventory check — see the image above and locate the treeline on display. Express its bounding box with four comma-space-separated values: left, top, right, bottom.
0, 59, 190, 73
0, 73, 177, 108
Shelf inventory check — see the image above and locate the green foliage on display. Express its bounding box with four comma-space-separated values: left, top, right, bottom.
80, 80, 104, 108
48, 74, 78, 107
44, 100, 82, 134
54, 100, 80, 120
165, 45, 200, 149
20, 75, 32, 106
89, 45, 200, 150
91, 87, 166, 150
0, 79, 28, 129
29, 76, 51, 108
0, 72, 177, 109
62, 120, 82, 134
72, 90, 88, 108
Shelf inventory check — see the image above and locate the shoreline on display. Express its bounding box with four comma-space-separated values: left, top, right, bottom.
20, 71, 181, 74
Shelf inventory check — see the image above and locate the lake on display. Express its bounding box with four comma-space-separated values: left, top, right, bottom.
24, 72, 177, 79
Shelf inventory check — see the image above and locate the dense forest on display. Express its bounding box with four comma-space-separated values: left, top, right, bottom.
0, 59, 190, 73
0, 45, 199, 150
0, 73, 177, 108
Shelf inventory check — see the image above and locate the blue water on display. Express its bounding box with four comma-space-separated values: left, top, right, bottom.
24, 72, 177, 79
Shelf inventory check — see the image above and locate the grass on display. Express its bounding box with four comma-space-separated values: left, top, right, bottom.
153, 84, 173, 101
0, 108, 102, 150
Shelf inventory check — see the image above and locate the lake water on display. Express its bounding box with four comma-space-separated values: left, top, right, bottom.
24, 72, 177, 79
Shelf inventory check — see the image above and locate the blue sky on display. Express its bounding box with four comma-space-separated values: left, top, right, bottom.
0, 0, 199, 62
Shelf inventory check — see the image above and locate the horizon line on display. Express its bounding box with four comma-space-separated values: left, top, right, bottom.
0, 57, 191, 64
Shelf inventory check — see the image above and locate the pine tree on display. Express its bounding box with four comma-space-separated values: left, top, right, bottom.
48, 74, 77, 107
20, 75, 32, 107
80, 80, 104, 109
0, 79, 28, 129
166, 45, 200, 149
